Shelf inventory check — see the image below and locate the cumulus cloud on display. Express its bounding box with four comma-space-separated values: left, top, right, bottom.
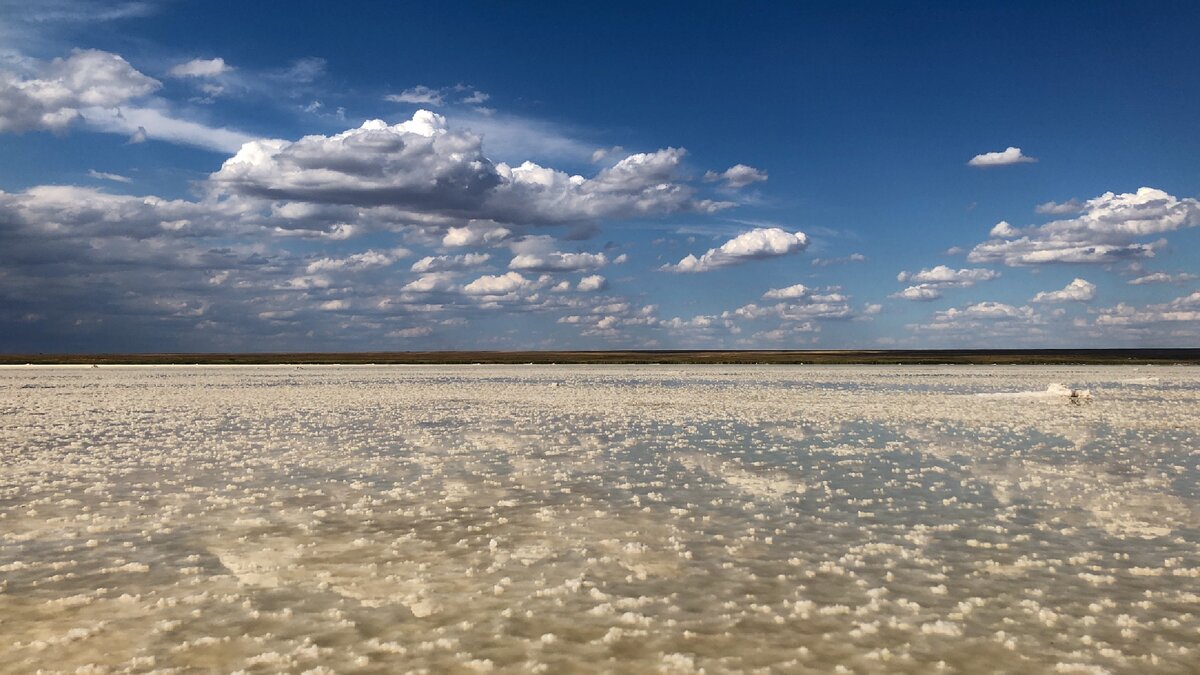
762, 283, 809, 299
967, 146, 1036, 167
897, 265, 999, 286
661, 227, 808, 273
402, 272, 458, 293
1127, 271, 1198, 285
1031, 278, 1096, 303
211, 110, 732, 224
168, 58, 230, 78
411, 253, 490, 272
509, 250, 606, 272
1095, 291, 1200, 326
0, 49, 159, 133
892, 265, 998, 301
462, 271, 531, 295
704, 164, 768, 189
728, 289, 853, 323
891, 285, 943, 301
384, 85, 444, 106
305, 249, 401, 274
442, 224, 511, 247
968, 187, 1200, 266
577, 274, 607, 291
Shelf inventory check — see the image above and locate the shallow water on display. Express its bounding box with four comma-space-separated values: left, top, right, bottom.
1, 365, 1198, 673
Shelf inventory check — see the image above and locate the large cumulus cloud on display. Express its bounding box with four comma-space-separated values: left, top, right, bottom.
211, 110, 732, 225
0, 49, 159, 132
968, 187, 1200, 266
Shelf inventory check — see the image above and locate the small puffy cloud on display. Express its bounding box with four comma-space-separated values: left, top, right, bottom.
305, 249, 399, 274
763, 283, 809, 299
1035, 199, 1082, 215
402, 272, 458, 293
1030, 278, 1096, 303
967, 146, 1036, 167
0, 49, 160, 133
462, 271, 530, 295
891, 285, 943, 301
989, 221, 1020, 238
704, 164, 768, 189
897, 265, 999, 286
168, 58, 230, 78
662, 227, 808, 273
459, 89, 489, 105
1128, 271, 1198, 285
411, 252, 491, 272
509, 250, 606, 272
384, 85, 445, 106
577, 274, 607, 292
968, 187, 1200, 266
443, 224, 511, 247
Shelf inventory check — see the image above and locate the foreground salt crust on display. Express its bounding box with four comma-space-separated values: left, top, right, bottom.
1, 365, 1198, 673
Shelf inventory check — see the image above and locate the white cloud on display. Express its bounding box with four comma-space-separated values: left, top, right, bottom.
577, 275, 607, 292
87, 169, 131, 183
989, 221, 1020, 238
1035, 199, 1082, 215
211, 110, 730, 223
968, 187, 1200, 266
442, 224, 511, 247
1030, 278, 1096, 303
1095, 291, 1200, 326
661, 227, 808, 273
402, 272, 458, 293
384, 85, 444, 106
891, 285, 943, 301
168, 57, 230, 78
411, 253, 491, 272
897, 265, 999, 286
0, 49, 159, 132
967, 146, 1036, 167
305, 249, 400, 274
462, 271, 531, 295
509, 250, 606, 272
81, 104, 256, 152
704, 164, 768, 189
892, 265, 998, 301
1128, 271, 1198, 285
762, 283, 809, 299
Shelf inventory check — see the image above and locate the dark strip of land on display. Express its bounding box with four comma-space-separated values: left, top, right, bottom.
2, 349, 1199, 365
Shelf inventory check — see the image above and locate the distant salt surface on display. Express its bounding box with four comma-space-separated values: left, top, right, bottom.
2, 365, 1199, 673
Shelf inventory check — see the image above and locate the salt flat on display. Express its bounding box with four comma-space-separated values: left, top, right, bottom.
1, 365, 1198, 673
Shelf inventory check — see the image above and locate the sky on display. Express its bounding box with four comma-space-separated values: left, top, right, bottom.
1, 0, 1199, 352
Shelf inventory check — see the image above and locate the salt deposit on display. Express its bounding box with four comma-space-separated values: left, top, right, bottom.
1, 365, 1197, 672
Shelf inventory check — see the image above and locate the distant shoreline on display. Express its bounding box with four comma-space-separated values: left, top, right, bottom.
2, 349, 1199, 366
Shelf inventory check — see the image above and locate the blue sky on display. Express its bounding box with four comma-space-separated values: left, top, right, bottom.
2, 1, 1198, 351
